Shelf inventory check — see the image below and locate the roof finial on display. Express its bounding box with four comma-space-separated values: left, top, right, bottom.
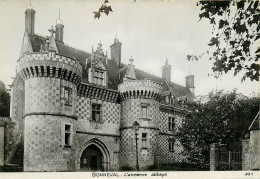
96, 41, 103, 53
48, 26, 55, 36
129, 56, 134, 65
56, 8, 63, 24
26, 0, 34, 10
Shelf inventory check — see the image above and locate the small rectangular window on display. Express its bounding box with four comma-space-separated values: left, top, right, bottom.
65, 124, 71, 146
142, 133, 147, 148
141, 107, 147, 118
168, 117, 175, 131
92, 103, 101, 122
168, 138, 174, 152
64, 87, 72, 105
93, 69, 104, 85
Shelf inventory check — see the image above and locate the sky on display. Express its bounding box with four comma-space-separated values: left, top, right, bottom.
0, 0, 259, 97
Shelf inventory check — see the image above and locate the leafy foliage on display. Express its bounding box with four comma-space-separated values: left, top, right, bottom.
93, 0, 113, 19
0, 80, 10, 117
177, 90, 259, 165
188, 1, 260, 81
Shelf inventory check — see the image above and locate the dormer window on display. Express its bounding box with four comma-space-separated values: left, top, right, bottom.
89, 42, 108, 87
93, 69, 104, 85
165, 95, 174, 105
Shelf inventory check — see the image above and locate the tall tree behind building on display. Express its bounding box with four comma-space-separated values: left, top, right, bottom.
187, 1, 260, 81
177, 90, 259, 168
0, 80, 10, 117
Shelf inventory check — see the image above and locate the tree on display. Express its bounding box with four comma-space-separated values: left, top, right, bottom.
0, 80, 10, 117
187, 1, 260, 81
93, 0, 113, 19
177, 90, 259, 167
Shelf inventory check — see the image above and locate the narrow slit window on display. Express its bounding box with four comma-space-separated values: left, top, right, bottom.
142, 133, 147, 148
65, 124, 71, 146
168, 117, 175, 131
64, 87, 72, 106
141, 106, 147, 118
168, 138, 174, 152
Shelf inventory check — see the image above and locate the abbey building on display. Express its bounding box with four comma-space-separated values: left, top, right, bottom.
5, 5, 195, 171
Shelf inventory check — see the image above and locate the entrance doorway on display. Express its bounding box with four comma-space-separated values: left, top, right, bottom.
80, 144, 103, 171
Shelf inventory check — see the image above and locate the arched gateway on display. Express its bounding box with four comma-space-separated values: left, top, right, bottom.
79, 139, 110, 171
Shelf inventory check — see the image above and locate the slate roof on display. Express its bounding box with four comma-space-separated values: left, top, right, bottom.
27, 33, 195, 103
249, 111, 260, 131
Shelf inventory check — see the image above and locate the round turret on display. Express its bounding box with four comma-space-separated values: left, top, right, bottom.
18, 51, 82, 171
118, 79, 162, 170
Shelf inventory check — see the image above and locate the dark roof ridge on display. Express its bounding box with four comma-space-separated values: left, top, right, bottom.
121, 62, 188, 89
57, 41, 91, 56
30, 33, 91, 56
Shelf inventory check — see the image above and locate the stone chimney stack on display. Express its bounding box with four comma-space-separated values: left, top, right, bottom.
110, 38, 122, 67
161, 59, 171, 83
55, 11, 64, 42
25, 5, 35, 35
186, 75, 195, 95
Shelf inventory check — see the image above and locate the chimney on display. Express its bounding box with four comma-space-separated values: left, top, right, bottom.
186, 75, 195, 95
55, 11, 64, 42
110, 38, 122, 67
55, 23, 64, 42
161, 59, 171, 83
25, 5, 36, 35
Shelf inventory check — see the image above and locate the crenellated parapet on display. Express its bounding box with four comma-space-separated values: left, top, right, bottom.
77, 83, 119, 103
118, 78, 163, 101
17, 52, 82, 84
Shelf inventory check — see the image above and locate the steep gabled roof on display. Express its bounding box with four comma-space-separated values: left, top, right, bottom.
26, 33, 195, 103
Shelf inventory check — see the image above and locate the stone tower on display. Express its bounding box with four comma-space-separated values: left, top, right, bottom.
17, 29, 82, 170
118, 77, 163, 170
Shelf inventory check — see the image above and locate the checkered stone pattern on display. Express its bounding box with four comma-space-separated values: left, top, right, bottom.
159, 111, 184, 133
24, 115, 75, 171
159, 112, 168, 133
147, 100, 159, 126
75, 96, 90, 120
139, 128, 159, 169
121, 99, 159, 128
158, 135, 187, 164
20, 53, 80, 67
121, 100, 140, 127
120, 128, 159, 169
103, 101, 120, 124
119, 129, 136, 168
25, 77, 76, 116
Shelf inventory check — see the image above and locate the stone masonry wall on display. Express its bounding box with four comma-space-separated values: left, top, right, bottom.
74, 95, 121, 170
242, 139, 250, 170
74, 133, 120, 171
5, 74, 24, 165
75, 96, 120, 135
158, 110, 186, 164
121, 99, 159, 128
120, 98, 160, 170
24, 115, 75, 171
24, 77, 76, 117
